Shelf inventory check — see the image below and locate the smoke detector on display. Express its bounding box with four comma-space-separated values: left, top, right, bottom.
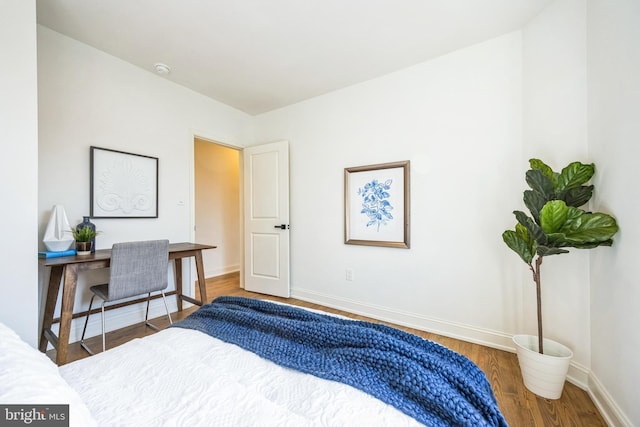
154, 63, 171, 75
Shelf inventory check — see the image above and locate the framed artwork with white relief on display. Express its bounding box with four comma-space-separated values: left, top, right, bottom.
90, 146, 158, 218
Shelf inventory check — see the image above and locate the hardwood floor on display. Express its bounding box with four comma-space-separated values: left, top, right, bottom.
50, 272, 606, 426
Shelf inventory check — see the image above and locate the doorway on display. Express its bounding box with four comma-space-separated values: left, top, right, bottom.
193, 138, 241, 282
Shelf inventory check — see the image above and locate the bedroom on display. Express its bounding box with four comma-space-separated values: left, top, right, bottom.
1, 0, 638, 425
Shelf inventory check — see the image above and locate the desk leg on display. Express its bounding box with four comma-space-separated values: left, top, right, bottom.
39, 266, 63, 353
56, 264, 78, 365
174, 259, 183, 312
194, 250, 208, 305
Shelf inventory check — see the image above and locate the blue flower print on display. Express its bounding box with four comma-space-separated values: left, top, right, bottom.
357, 179, 394, 231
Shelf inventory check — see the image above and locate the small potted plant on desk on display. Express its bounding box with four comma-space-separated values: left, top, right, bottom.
71, 226, 98, 256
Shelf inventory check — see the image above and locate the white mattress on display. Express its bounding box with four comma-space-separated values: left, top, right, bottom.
60, 327, 423, 426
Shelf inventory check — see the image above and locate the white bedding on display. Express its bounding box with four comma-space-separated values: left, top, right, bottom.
0, 323, 97, 427
60, 327, 423, 426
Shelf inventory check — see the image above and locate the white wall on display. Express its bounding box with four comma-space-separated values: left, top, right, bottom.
522, 0, 591, 382
194, 139, 241, 277
254, 32, 524, 350
587, 0, 640, 425
0, 1, 39, 346
37, 26, 253, 341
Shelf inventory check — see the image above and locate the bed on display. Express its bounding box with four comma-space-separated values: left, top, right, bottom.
0, 296, 507, 426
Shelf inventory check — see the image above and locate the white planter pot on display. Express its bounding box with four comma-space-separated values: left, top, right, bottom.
512, 334, 573, 400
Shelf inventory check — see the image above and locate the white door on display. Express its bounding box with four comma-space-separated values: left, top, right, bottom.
243, 140, 290, 297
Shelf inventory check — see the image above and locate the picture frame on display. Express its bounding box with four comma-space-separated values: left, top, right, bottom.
90, 146, 159, 218
344, 160, 410, 248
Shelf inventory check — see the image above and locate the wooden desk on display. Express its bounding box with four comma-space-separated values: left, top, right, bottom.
39, 242, 216, 365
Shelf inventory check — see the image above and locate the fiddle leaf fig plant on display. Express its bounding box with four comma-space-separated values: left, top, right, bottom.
502, 159, 618, 354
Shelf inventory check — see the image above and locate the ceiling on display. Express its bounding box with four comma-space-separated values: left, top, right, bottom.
36, 0, 552, 115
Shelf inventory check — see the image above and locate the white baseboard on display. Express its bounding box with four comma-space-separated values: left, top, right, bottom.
567, 360, 590, 390
48, 298, 179, 349
205, 265, 240, 279
291, 287, 629, 426
50, 268, 246, 351
65, 268, 244, 346
291, 287, 514, 351
588, 372, 633, 427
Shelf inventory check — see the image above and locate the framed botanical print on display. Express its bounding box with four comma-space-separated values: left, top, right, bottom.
344, 160, 410, 248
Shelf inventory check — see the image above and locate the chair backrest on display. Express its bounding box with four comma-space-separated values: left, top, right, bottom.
106, 239, 170, 301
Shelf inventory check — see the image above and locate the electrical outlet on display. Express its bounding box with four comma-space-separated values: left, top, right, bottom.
345, 268, 354, 281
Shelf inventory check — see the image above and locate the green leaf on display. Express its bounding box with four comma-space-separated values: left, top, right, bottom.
526, 169, 555, 200
536, 245, 570, 257
559, 211, 619, 244
514, 210, 548, 245
523, 190, 547, 222
569, 239, 614, 249
556, 161, 594, 191
539, 200, 569, 234
529, 159, 555, 185
515, 223, 532, 242
502, 229, 535, 264
542, 207, 618, 248
560, 185, 594, 207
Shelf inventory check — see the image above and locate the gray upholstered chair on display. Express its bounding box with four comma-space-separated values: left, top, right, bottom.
80, 239, 172, 354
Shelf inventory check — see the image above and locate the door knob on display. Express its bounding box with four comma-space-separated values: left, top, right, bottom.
274, 224, 289, 230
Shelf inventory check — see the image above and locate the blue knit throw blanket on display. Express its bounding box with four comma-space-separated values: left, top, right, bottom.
172, 296, 507, 427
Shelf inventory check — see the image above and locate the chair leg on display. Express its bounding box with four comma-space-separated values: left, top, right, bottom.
161, 291, 173, 325
144, 293, 157, 330
80, 295, 96, 355
144, 292, 173, 331
145, 292, 151, 323
100, 300, 106, 353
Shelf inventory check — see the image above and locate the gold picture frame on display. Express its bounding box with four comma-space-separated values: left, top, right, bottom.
344, 161, 410, 248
